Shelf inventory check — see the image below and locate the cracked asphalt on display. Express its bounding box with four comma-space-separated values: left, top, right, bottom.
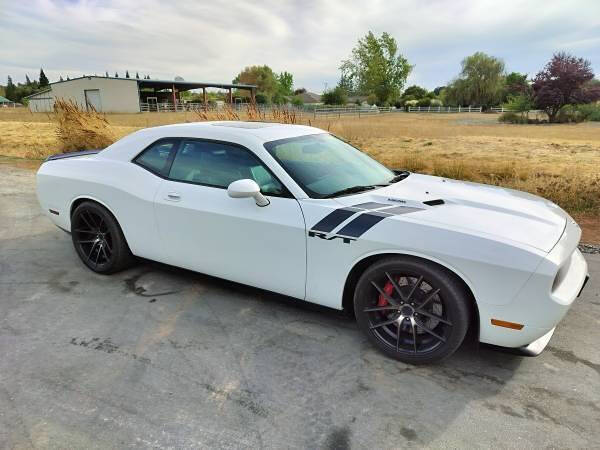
1, 164, 599, 449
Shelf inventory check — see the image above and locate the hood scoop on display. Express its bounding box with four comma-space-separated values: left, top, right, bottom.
423, 199, 445, 206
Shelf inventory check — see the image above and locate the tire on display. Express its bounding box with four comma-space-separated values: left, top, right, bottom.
354, 256, 470, 364
71, 201, 135, 274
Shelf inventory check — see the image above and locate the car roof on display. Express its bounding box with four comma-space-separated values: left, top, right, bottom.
143, 121, 323, 143
98, 121, 325, 162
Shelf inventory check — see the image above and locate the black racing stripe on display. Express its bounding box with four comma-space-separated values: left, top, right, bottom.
337, 213, 388, 238
311, 208, 359, 233
351, 202, 392, 210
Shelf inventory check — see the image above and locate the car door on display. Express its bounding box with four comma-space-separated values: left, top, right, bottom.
154, 139, 307, 300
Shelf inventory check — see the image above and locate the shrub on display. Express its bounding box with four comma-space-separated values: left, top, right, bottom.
291, 95, 303, 107
498, 111, 528, 124
430, 99, 443, 106
255, 93, 268, 104
504, 93, 533, 113
321, 86, 347, 105
556, 105, 585, 123
53, 99, 116, 152
575, 103, 600, 121
417, 98, 431, 107
367, 93, 378, 105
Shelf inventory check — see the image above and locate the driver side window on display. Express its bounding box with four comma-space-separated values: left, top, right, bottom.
168, 140, 285, 196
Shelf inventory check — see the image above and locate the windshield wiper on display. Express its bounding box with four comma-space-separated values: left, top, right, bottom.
388, 171, 410, 183
323, 185, 381, 198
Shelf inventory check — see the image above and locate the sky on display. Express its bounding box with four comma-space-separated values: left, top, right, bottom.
1, 0, 600, 93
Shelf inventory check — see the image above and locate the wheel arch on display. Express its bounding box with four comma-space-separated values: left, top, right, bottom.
342, 252, 480, 335
69, 196, 126, 241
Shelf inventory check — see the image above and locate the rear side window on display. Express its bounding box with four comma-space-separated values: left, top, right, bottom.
169, 140, 285, 195
134, 140, 178, 176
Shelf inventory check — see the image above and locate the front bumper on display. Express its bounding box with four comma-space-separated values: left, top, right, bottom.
479, 218, 589, 351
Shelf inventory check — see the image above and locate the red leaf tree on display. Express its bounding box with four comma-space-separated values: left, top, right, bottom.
532, 52, 600, 122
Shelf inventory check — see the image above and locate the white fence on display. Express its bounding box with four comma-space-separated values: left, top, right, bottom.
313, 105, 396, 118
407, 106, 483, 113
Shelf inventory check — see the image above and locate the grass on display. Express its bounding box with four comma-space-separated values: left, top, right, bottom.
1, 108, 599, 241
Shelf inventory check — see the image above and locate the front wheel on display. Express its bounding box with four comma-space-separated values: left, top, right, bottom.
71, 201, 135, 274
354, 257, 471, 364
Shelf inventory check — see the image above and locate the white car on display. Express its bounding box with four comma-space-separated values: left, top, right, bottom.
36, 122, 589, 364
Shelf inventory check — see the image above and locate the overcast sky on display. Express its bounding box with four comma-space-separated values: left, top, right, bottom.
2, 0, 599, 93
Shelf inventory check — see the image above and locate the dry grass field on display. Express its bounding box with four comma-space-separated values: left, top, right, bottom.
1, 108, 598, 242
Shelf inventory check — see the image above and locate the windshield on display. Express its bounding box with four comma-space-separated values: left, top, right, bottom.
264, 133, 397, 198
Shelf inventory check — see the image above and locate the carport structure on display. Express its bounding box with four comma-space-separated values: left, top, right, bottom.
138, 79, 257, 112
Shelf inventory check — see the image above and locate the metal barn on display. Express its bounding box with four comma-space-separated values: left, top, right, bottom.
24, 76, 257, 113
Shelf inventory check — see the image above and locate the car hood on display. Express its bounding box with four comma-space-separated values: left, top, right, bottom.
333, 173, 567, 252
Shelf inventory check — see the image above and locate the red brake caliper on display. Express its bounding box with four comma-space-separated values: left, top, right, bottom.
378, 281, 394, 306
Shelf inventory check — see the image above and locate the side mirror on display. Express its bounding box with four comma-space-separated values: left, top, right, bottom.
227, 179, 270, 207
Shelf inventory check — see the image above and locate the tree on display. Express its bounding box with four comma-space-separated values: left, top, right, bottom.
445, 52, 505, 107
5, 76, 16, 101
233, 65, 280, 103
25, 74, 32, 86
340, 31, 412, 105
337, 70, 354, 95
115, 72, 119, 78
39, 68, 49, 87
125, 70, 130, 78
105, 71, 109, 77
277, 71, 293, 96
291, 95, 303, 107
321, 86, 347, 105
293, 88, 306, 95
532, 52, 600, 123
135, 72, 140, 79
403, 85, 428, 99
433, 86, 445, 96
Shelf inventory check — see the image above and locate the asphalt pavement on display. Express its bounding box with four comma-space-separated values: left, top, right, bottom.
1, 164, 599, 449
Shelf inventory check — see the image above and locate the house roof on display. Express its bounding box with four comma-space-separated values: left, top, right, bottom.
45, 75, 256, 92
298, 91, 322, 103
23, 89, 52, 99
0, 95, 12, 103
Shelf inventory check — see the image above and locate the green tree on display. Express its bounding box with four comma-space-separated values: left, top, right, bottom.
39, 68, 49, 87
105, 71, 109, 77
340, 31, 412, 104
277, 71, 293, 96
402, 85, 428, 99
115, 72, 119, 78
321, 86, 347, 105
233, 65, 280, 103
125, 70, 130, 78
5, 76, 16, 101
291, 95, 303, 107
135, 72, 140, 79
445, 52, 505, 107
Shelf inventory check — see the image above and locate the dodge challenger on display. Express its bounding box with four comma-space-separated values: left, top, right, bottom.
36, 121, 589, 364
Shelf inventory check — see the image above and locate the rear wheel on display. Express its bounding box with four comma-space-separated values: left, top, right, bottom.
71, 201, 135, 274
354, 257, 470, 364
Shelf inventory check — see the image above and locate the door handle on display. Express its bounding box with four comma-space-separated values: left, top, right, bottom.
166, 192, 181, 201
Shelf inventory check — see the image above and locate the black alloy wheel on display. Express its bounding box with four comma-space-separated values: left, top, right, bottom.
354, 257, 470, 364
71, 201, 135, 274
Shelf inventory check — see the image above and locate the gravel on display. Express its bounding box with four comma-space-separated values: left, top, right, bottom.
579, 243, 600, 254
